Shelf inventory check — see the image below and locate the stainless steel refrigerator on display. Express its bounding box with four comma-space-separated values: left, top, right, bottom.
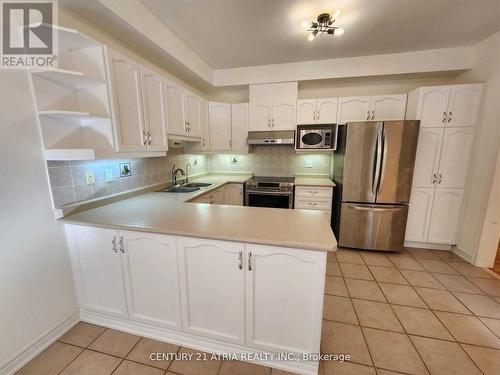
332, 121, 420, 251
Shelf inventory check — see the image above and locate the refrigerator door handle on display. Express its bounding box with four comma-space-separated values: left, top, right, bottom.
372, 125, 383, 196
377, 126, 388, 195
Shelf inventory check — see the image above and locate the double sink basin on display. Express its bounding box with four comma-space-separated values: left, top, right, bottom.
163, 182, 212, 193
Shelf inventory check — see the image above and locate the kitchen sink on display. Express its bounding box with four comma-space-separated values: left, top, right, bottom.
183, 182, 212, 188
163, 186, 200, 193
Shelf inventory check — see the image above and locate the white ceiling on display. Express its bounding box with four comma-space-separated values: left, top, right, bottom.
141, 0, 500, 69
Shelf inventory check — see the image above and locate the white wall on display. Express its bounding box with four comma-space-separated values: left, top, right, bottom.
0, 71, 77, 371
454, 31, 500, 266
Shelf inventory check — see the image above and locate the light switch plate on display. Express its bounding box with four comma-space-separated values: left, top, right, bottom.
305, 160, 313, 168
105, 168, 113, 182
85, 169, 96, 184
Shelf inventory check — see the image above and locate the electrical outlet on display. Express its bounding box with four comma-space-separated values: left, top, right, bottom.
231, 155, 238, 165
85, 169, 96, 184
105, 168, 113, 182
305, 160, 313, 168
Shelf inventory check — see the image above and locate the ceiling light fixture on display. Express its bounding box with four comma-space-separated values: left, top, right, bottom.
303, 11, 344, 41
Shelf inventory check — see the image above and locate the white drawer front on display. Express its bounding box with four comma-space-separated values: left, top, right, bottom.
295, 198, 332, 210
295, 186, 333, 199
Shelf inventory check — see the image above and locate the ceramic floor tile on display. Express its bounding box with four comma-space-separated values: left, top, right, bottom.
360, 253, 394, 268
478, 317, 500, 337
325, 276, 349, 297
417, 259, 459, 275
388, 256, 425, 271
399, 269, 446, 290
113, 360, 164, 375
59, 349, 121, 375
378, 283, 426, 308
392, 305, 453, 340
406, 248, 440, 260
88, 329, 141, 358
323, 295, 358, 324
461, 344, 500, 375
17, 342, 83, 375
415, 287, 470, 314
352, 299, 404, 332
58, 322, 106, 348
336, 250, 365, 265
435, 311, 500, 348
453, 292, 500, 318
168, 347, 221, 375
448, 262, 494, 278
362, 328, 428, 374
410, 336, 481, 375
339, 263, 374, 280
345, 278, 387, 302
326, 261, 342, 276
468, 277, 500, 297
126, 337, 179, 369
433, 274, 484, 294
218, 360, 271, 375
321, 361, 376, 374
321, 320, 372, 366
368, 266, 408, 285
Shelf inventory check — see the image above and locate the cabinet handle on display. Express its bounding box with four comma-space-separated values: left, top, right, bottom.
371, 110, 375, 120
438, 173, 443, 184
238, 250, 243, 270
248, 251, 253, 271
366, 110, 370, 120
447, 111, 452, 123
112, 236, 118, 253
432, 173, 437, 184
442, 112, 447, 123
119, 236, 124, 253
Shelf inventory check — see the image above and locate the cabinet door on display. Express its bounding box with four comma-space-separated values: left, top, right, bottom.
447, 84, 482, 127
337, 96, 371, 123
70, 226, 127, 317
316, 97, 338, 124
417, 86, 450, 127
427, 189, 464, 244
199, 100, 210, 151
164, 83, 186, 136
245, 245, 325, 353
224, 183, 244, 206
120, 231, 181, 329
231, 103, 249, 152
272, 101, 296, 130
297, 99, 316, 124
184, 91, 201, 137
412, 128, 444, 188
108, 49, 145, 151
178, 237, 245, 344
371, 94, 407, 120
405, 188, 435, 242
209, 102, 232, 151
249, 102, 272, 131
141, 67, 167, 151
437, 127, 475, 189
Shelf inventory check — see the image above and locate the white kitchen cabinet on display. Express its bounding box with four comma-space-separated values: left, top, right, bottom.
370, 94, 407, 121
412, 128, 444, 188
231, 103, 249, 152
337, 96, 372, 123
183, 91, 201, 137
447, 84, 483, 127
249, 102, 272, 131
164, 82, 186, 136
427, 189, 464, 244
405, 188, 435, 242
67, 226, 127, 317
199, 100, 210, 151
120, 231, 181, 329
245, 244, 325, 353
178, 237, 245, 344
141, 67, 167, 151
224, 183, 244, 206
297, 98, 338, 124
438, 127, 475, 188
108, 49, 145, 151
209, 102, 232, 151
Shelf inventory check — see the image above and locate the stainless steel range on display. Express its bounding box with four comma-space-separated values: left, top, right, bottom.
245, 176, 295, 209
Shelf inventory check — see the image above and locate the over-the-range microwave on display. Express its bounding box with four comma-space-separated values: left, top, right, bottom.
296, 124, 338, 150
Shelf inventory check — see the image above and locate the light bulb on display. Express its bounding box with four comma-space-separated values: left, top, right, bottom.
301, 20, 309, 29
308, 33, 315, 42
332, 9, 340, 20
335, 27, 345, 36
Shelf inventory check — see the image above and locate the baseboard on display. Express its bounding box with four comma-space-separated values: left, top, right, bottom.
404, 241, 452, 251
452, 246, 475, 263
80, 310, 318, 375
0, 311, 79, 375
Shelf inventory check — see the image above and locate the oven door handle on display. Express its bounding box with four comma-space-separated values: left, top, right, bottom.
246, 189, 293, 196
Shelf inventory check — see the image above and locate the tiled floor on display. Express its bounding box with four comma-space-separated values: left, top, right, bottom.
15, 248, 500, 375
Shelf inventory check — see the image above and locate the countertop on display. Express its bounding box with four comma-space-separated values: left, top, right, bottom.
62, 173, 337, 252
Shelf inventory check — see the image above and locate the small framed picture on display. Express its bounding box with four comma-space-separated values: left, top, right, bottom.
119, 162, 132, 177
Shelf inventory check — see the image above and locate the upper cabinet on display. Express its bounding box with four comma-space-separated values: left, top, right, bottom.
297, 98, 338, 124
209, 102, 232, 151
337, 95, 407, 123
406, 84, 482, 128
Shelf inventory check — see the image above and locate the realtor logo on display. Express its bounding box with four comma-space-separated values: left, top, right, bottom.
1, 0, 58, 68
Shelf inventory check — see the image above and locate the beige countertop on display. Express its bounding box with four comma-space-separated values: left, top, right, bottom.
63, 173, 337, 252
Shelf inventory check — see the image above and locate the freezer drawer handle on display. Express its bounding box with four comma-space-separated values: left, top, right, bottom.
347, 204, 402, 212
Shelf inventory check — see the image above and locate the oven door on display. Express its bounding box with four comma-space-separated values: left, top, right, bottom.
299, 130, 326, 149
245, 190, 293, 209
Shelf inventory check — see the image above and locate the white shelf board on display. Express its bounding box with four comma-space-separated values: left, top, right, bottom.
44, 148, 95, 161
32, 68, 104, 86
38, 110, 108, 120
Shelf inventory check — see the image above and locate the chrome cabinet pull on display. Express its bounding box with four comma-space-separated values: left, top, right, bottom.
112, 236, 118, 253
248, 252, 253, 271
432, 173, 437, 184
447, 111, 452, 123
119, 236, 124, 253
238, 251, 243, 270
438, 173, 443, 184
442, 112, 447, 123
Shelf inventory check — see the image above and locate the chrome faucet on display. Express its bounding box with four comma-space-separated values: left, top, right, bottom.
171, 164, 185, 186
185, 163, 192, 183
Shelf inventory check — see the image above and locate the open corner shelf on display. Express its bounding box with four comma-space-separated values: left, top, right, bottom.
38, 110, 109, 120
43, 148, 96, 161
32, 68, 105, 86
